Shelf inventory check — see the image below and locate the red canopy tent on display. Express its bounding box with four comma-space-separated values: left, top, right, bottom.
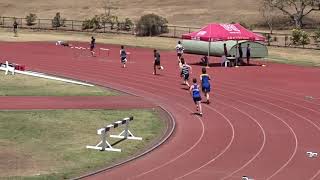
182, 23, 265, 42
182, 23, 265, 66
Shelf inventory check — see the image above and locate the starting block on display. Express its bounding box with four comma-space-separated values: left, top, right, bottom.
307, 152, 318, 158
86, 116, 142, 152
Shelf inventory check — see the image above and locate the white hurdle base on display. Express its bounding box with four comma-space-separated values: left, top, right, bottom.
86, 141, 121, 152
110, 130, 143, 140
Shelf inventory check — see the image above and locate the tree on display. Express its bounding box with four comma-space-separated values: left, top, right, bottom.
260, 1, 277, 34
101, 0, 118, 16
263, 0, 320, 28
52, 12, 66, 28
136, 14, 168, 36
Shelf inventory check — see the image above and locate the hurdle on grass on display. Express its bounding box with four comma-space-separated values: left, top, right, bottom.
86, 116, 142, 152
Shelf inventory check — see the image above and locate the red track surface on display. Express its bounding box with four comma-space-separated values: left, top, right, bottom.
1, 42, 320, 180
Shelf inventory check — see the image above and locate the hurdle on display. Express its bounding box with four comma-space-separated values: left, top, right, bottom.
99, 48, 110, 57
0, 61, 15, 75
0, 61, 94, 86
86, 116, 142, 152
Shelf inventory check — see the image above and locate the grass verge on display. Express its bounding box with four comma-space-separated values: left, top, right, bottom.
0, 73, 119, 96
0, 109, 165, 179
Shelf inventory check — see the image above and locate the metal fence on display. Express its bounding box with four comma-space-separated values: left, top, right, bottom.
1, 16, 319, 50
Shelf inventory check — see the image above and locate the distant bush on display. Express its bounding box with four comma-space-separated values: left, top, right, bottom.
136, 14, 168, 36
52, 12, 66, 28
291, 29, 301, 45
26, 13, 37, 26
300, 30, 310, 48
291, 28, 310, 47
118, 18, 134, 31
313, 28, 320, 45
82, 15, 101, 30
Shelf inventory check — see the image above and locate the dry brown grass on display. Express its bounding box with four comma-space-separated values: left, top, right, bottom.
0, 0, 265, 26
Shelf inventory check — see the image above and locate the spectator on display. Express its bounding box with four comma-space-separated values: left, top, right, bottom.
246, 44, 251, 65
13, 20, 18, 37
238, 43, 243, 65
201, 55, 209, 66
223, 43, 228, 57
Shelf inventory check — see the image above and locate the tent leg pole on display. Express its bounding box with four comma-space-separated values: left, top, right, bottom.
207, 40, 211, 68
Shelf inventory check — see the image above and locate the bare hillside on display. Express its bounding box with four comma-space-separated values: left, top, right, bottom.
0, 0, 265, 26
1, 0, 319, 27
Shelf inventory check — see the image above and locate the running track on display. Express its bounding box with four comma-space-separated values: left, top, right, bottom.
1, 42, 319, 180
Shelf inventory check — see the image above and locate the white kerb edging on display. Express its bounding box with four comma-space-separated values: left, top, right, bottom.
0, 61, 94, 87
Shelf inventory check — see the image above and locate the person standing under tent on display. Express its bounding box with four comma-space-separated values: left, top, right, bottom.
153, 49, 164, 75
90, 36, 96, 57
175, 41, 184, 64
190, 78, 203, 116
13, 20, 18, 37
179, 58, 192, 87
223, 43, 228, 57
246, 44, 251, 65
120, 45, 127, 68
200, 67, 211, 104
238, 43, 243, 65
201, 55, 209, 67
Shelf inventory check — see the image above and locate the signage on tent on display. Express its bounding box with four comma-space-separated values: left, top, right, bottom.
192, 30, 207, 40
220, 24, 240, 34
196, 31, 207, 36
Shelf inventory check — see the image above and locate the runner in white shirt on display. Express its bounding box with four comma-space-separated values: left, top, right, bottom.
175, 41, 184, 64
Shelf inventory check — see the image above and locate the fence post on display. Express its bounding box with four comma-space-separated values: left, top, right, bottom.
20, 18, 23, 28
174, 26, 176, 38
2, 17, 4, 27
38, 19, 40, 30
189, 27, 191, 33
104, 23, 106, 33
72, 20, 74, 31
285, 35, 288, 47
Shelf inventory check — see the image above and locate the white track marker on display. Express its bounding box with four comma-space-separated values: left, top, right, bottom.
242, 176, 254, 180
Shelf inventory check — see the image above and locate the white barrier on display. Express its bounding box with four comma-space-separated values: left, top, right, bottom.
307, 151, 318, 158
86, 116, 142, 152
0, 61, 94, 87
4, 61, 15, 75
242, 176, 254, 180
99, 48, 110, 57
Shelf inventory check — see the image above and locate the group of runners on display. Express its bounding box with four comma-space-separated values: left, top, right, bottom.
85, 38, 211, 116
176, 41, 211, 116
